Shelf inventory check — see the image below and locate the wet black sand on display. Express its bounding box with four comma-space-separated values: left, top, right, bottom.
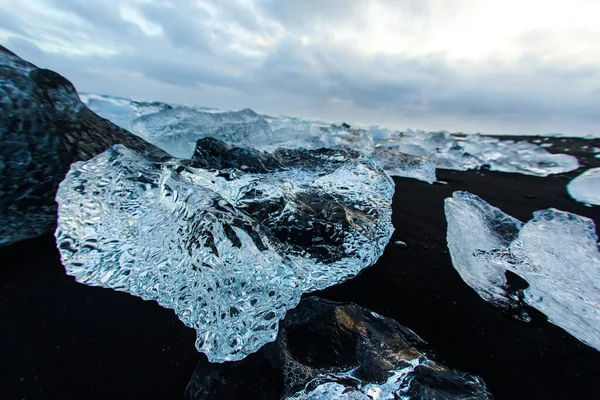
2, 136, 600, 399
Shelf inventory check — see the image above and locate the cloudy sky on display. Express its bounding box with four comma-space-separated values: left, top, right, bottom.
1, 0, 598, 136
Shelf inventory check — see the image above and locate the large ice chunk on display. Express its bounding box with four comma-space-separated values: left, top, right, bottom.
129, 107, 272, 159
186, 297, 493, 399
445, 191, 600, 351
567, 168, 600, 205
55, 140, 394, 361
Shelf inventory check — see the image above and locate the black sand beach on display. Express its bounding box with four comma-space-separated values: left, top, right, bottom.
2, 136, 600, 399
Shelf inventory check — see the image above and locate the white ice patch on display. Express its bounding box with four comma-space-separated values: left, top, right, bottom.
567, 168, 600, 206
445, 191, 600, 351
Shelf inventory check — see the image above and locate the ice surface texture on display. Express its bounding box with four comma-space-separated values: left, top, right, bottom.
381, 130, 579, 177
445, 191, 600, 351
83, 93, 579, 182
55, 140, 394, 361
186, 297, 493, 399
567, 167, 600, 205
0, 47, 165, 247
131, 107, 272, 159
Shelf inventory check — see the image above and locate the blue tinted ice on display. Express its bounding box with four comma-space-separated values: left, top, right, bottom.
445, 191, 600, 351
55, 140, 394, 361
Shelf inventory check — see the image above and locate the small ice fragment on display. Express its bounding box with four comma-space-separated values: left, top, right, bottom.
567, 168, 600, 206
445, 191, 600, 351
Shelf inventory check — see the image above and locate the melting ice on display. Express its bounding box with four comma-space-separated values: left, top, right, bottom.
55, 140, 394, 362
445, 191, 600, 351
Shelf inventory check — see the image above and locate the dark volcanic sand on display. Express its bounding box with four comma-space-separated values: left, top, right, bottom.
2, 136, 600, 399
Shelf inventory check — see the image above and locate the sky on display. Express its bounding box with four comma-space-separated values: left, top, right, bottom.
0, 0, 599, 136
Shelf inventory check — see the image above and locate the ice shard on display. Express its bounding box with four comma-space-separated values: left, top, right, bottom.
445, 191, 600, 351
444, 191, 524, 311
567, 167, 600, 206
0, 46, 164, 247
185, 297, 493, 400
55, 139, 394, 361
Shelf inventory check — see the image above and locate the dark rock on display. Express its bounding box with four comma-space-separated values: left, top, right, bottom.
0, 45, 167, 247
185, 297, 493, 399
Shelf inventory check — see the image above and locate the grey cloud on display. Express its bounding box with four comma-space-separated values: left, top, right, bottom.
257, 0, 369, 31
49, 0, 142, 37
0, 9, 29, 36
140, 2, 212, 52
1, 0, 598, 136
257, 0, 437, 32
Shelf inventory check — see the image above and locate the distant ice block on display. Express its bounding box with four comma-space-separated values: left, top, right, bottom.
82, 93, 580, 180
567, 168, 600, 205
371, 147, 437, 183
130, 107, 273, 159
55, 140, 394, 361
445, 191, 600, 350
382, 130, 579, 176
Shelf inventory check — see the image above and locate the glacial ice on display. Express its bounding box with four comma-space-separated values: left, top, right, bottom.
445, 191, 600, 351
567, 168, 600, 206
82, 93, 579, 183
55, 140, 394, 361
186, 297, 493, 399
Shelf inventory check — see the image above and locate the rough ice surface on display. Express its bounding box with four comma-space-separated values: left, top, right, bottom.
371, 147, 437, 184
55, 140, 394, 361
190, 138, 395, 292
380, 130, 579, 176
130, 108, 273, 159
185, 297, 493, 400
0, 47, 163, 247
83, 94, 580, 183
567, 168, 600, 205
445, 191, 600, 351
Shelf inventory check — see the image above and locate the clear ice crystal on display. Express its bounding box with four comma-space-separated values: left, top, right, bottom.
55, 140, 394, 361
445, 191, 600, 350
190, 138, 396, 291
567, 167, 600, 206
